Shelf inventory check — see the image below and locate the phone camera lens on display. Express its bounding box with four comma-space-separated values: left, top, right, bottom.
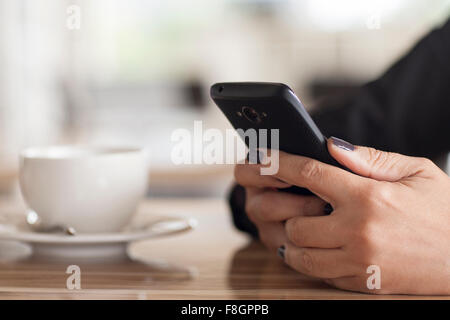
242, 106, 261, 123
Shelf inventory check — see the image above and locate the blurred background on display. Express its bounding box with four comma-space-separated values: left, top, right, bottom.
0, 0, 449, 198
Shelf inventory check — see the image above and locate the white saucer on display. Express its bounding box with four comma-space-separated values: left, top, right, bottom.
0, 216, 196, 259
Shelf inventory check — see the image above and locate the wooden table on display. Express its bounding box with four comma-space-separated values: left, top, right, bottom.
0, 198, 446, 300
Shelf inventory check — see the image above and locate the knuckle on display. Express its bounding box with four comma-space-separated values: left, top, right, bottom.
375, 183, 394, 203
245, 192, 275, 222
244, 197, 258, 222
362, 182, 393, 209
257, 193, 276, 221
366, 148, 386, 167
301, 251, 315, 274
233, 164, 246, 183
409, 157, 441, 178
349, 220, 379, 265
358, 226, 376, 251
365, 148, 393, 177
256, 192, 279, 221
357, 249, 378, 269
417, 157, 433, 167
359, 214, 377, 241
299, 197, 316, 217
357, 182, 377, 207
298, 158, 322, 181
416, 157, 437, 172
285, 219, 306, 246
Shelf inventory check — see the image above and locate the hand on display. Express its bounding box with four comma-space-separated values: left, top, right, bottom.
275, 137, 450, 295
234, 157, 330, 253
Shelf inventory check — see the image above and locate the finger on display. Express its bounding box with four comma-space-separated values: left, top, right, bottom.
283, 243, 356, 279
328, 137, 426, 181
256, 222, 287, 252
235, 163, 292, 188
285, 214, 345, 248
324, 276, 371, 293
272, 151, 365, 204
246, 190, 327, 222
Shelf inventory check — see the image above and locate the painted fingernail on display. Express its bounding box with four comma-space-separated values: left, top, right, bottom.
277, 245, 285, 259
257, 150, 266, 164
331, 136, 354, 151
323, 203, 333, 215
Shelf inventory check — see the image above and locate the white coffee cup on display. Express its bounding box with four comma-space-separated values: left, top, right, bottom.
19, 146, 148, 233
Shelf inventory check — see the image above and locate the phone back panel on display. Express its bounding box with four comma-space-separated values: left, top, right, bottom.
210, 82, 337, 166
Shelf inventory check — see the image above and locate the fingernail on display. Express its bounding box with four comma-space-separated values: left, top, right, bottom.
277, 245, 285, 259
331, 136, 354, 151
257, 149, 267, 164
323, 203, 333, 215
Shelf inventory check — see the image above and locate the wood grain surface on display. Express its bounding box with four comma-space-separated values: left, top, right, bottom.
0, 198, 447, 300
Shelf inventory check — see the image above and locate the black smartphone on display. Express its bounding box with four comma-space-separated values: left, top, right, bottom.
210, 82, 341, 195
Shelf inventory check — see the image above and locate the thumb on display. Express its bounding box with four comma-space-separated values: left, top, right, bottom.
327, 136, 421, 181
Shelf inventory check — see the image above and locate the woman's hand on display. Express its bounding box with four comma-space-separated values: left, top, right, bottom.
234, 157, 329, 252
275, 137, 450, 295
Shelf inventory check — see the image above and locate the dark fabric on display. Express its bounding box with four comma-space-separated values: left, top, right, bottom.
313, 19, 450, 159
229, 19, 450, 237
228, 184, 258, 238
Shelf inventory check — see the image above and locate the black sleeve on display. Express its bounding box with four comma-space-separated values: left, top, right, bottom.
229, 19, 450, 236
228, 184, 258, 238
313, 19, 450, 159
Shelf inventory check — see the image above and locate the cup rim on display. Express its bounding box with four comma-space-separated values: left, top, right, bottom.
20, 145, 144, 160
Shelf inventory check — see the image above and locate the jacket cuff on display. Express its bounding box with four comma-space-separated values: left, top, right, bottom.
228, 184, 258, 238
